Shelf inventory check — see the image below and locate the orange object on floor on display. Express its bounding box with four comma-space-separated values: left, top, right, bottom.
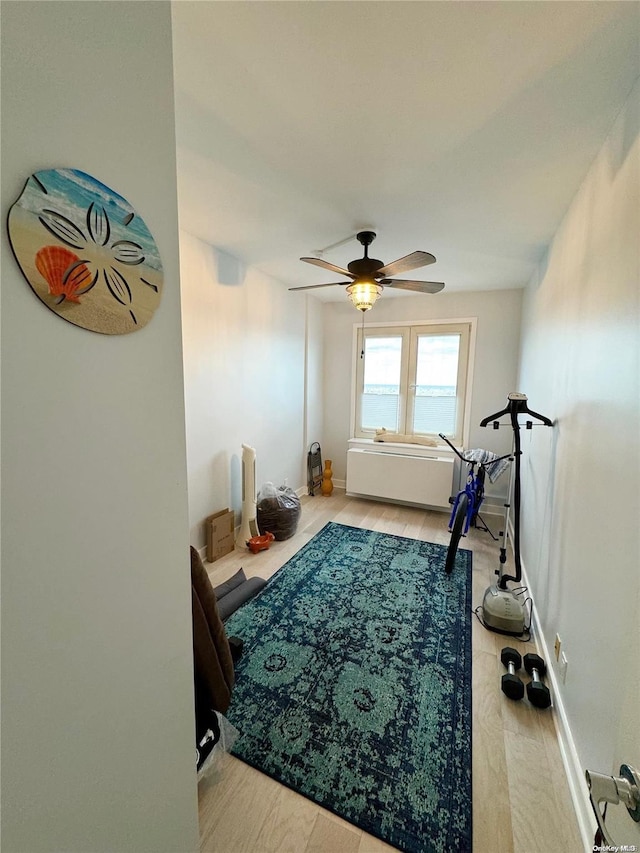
246, 532, 275, 553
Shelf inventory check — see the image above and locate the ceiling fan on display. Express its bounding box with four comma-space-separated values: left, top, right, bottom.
289, 231, 445, 311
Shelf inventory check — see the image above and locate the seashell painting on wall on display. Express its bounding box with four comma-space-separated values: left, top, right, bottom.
7, 168, 163, 335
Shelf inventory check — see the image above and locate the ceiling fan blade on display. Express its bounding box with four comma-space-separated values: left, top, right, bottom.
376, 251, 436, 277
288, 281, 351, 291
301, 257, 355, 278
382, 279, 445, 294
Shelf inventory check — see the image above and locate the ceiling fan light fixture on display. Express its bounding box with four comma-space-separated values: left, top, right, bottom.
346, 280, 383, 312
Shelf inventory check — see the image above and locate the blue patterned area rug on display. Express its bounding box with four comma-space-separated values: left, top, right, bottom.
224, 522, 472, 853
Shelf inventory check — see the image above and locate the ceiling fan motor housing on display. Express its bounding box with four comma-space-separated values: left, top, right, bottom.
348, 257, 384, 276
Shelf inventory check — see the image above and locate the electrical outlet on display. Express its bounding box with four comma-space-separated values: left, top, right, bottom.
554, 633, 562, 661
560, 651, 568, 683
283, 477, 289, 487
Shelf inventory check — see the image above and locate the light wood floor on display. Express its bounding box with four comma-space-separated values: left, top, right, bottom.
198, 491, 583, 853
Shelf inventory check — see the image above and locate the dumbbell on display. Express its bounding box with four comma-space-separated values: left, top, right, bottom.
523, 653, 551, 708
500, 647, 524, 700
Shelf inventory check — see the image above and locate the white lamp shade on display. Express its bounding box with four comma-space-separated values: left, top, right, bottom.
346, 281, 383, 311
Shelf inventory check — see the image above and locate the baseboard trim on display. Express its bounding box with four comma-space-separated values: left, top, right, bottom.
507, 521, 595, 851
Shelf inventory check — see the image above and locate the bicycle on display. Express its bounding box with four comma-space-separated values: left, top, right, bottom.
439, 433, 513, 575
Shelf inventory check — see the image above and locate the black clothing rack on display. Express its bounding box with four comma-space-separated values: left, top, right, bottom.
307, 442, 323, 496
480, 393, 552, 588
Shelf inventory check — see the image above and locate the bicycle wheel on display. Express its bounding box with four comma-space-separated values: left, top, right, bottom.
445, 493, 469, 574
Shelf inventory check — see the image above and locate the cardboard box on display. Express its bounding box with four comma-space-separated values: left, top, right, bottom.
206, 508, 235, 563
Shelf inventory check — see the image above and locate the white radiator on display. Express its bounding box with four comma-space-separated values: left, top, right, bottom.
346, 447, 454, 509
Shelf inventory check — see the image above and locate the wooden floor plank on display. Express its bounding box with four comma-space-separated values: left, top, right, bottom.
253, 784, 319, 853
472, 649, 515, 853
199, 758, 279, 852
504, 730, 574, 853
541, 716, 584, 850
304, 813, 361, 853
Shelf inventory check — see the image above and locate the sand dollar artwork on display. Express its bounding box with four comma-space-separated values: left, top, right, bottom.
8, 168, 163, 334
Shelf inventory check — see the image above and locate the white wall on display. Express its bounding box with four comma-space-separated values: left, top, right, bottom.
180, 231, 322, 551
1, 4, 199, 852
322, 288, 523, 498
518, 77, 639, 844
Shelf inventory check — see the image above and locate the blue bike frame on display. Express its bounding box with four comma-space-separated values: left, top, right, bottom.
439, 434, 486, 535
449, 454, 485, 536
441, 435, 514, 575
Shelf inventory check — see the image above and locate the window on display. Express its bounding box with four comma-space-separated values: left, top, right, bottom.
354, 321, 472, 444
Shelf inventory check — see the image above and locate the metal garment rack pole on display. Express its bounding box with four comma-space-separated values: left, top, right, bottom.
491, 422, 551, 578
496, 445, 516, 581
480, 393, 553, 589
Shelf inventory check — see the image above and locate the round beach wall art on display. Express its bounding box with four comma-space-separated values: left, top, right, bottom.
7, 168, 163, 335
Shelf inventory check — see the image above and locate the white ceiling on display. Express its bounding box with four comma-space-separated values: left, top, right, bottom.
172, 1, 639, 300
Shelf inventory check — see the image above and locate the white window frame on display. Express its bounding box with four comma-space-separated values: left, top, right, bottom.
350, 318, 477, 448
